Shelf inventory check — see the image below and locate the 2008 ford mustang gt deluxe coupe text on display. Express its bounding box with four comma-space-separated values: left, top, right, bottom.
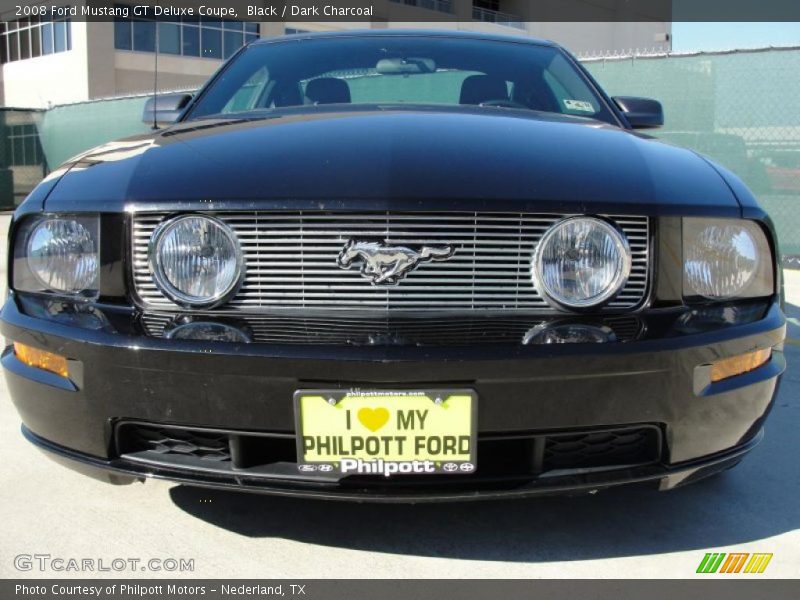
1, 31, 786, 501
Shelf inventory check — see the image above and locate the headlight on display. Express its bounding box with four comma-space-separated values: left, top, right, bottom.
533, 216, 632, 310
13, 215, 99, 299
150, 214, 244, 308
683, 218, 773, 300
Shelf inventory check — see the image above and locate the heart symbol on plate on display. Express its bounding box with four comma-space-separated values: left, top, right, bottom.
358, 407, 390, 432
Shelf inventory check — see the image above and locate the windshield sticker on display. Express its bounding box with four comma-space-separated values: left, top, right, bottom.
564, 99, 595, 112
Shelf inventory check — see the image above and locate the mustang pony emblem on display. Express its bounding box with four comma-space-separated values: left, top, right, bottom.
336, 239, 456, 285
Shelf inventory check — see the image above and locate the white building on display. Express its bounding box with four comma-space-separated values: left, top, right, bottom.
0, 0, 671, 108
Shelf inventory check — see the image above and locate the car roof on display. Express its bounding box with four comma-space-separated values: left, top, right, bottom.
251, 29, 558, 49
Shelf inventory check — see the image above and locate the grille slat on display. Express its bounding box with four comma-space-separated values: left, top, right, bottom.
140, 313, 643, 346
132, 211, 650, 312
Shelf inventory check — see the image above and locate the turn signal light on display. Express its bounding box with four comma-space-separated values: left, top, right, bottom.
710, 348, 771, 383
13, 342, 69, 378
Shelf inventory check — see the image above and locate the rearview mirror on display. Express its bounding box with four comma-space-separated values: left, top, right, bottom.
376, 57, 436, 75
142, 93, 193, 127
613, 96, 664, 129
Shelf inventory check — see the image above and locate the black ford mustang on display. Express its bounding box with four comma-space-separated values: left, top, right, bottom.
2, 31, 785, 501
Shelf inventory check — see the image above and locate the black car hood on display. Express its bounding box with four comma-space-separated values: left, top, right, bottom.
44, 106, 740, 216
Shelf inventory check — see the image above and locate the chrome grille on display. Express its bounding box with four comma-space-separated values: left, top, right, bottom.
132, 212, 650, 312
139, 314, 643, 346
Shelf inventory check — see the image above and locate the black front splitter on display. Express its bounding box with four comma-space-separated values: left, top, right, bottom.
23, 425, 762, 503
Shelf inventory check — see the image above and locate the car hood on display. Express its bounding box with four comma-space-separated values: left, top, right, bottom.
43, 106, 740, 216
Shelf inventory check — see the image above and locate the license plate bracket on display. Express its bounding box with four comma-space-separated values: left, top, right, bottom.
293, 389, 477, 478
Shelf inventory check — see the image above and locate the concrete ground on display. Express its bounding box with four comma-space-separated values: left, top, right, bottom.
0, 213, 797, 579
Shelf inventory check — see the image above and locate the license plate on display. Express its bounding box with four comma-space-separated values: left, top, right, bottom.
294, 389, 477, 477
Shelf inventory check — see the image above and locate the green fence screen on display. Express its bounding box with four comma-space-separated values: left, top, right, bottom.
39, 96, 152, 168
3, 48, 799, 257
584, 48, 800, 257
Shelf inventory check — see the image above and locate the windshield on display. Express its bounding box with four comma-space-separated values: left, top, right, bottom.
185, 35, 618, 125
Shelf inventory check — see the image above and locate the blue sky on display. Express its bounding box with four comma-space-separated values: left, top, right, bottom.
672, 22, 800, 52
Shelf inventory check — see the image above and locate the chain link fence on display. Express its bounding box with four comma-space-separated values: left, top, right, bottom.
0, 108, 47, 210
2, 47, 799, 263
583, 47, 800, 262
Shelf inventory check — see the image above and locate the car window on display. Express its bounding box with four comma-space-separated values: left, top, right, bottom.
299, 69, 494, 105
187, 36, 617, 125
542, 55, 603, 117
221, 66, 269, 113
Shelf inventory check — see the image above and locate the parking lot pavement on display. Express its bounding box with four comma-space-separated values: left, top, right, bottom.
0, 212, 797, 579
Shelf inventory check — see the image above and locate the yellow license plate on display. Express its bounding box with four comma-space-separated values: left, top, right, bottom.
294, 389, 477, 477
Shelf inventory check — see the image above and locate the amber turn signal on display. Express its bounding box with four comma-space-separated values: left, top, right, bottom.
710, 348, 771, 383
13, 342, 69, 378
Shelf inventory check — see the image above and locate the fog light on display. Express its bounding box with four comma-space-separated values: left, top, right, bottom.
710, 348, 771, 382
533, 216, 632, 309
522, 323, 616, 345
674, 303, 768, 335
18, 296, 113, 331
150, 214, 244, 308
165, 321, 251, 343
13, 342, 69, 377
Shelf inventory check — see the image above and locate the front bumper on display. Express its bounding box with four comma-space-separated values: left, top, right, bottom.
22, 424, 763, 502
1, 293, 786, 501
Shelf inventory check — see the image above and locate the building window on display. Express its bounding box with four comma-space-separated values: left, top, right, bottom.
114, 9, 259, 59
473, 0, 500, 11
132, 20, 156, 52
4, 124, 44, 166
0, 15, 71, 64
388, 0, 454, 13
471, 0, 524, 29
285, 28, 311, 35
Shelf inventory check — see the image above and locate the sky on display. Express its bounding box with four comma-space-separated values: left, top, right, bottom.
671, 22, 800, 52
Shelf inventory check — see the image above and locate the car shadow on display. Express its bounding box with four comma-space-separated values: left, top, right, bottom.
169, 304, 799, 562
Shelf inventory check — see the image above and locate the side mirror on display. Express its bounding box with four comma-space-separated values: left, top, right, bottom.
613, 96, 664, 129
142, 93, 193, 127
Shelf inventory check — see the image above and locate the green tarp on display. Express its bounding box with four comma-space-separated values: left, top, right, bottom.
6, 48, 800, 254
